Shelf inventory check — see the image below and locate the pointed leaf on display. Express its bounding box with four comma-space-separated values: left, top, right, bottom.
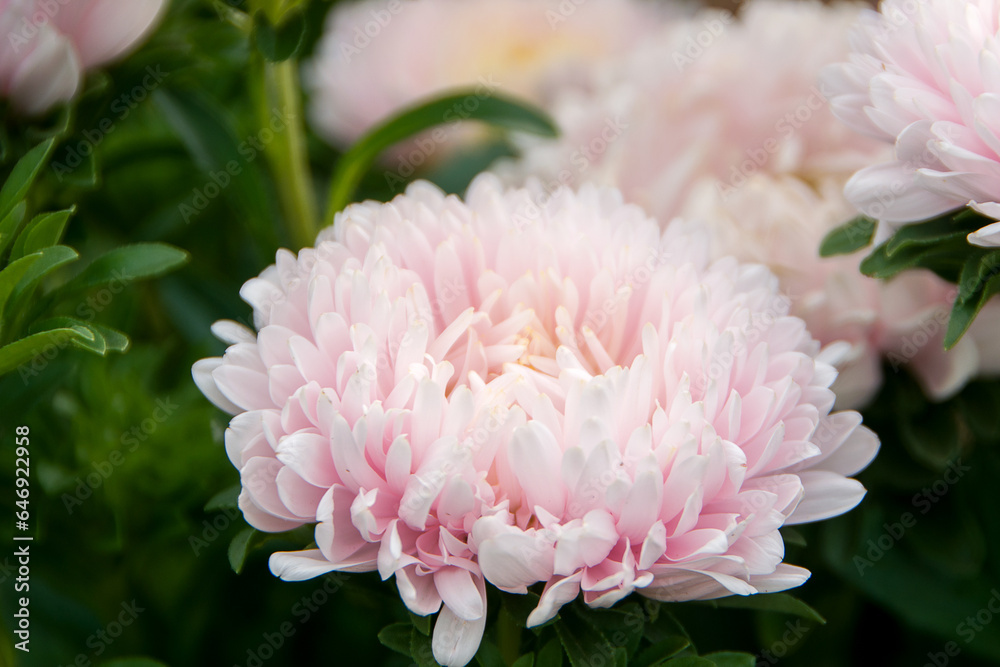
512, 656, 535, 667
0, 201, 26, 259
205, 484, 241, 512
945, 272, 1000, 349
708, 593, 825, 624
0, 139, 56, 220
67, 243, 188, 292
0, 253, 41, 320
818, 215, 876, 257
633, 637, 692, 667
410, 627, 440, 667
410, 610, 432, 637
5, 245, 78, 317
228, 526, 258, 574
326, 90, 558, 222
378, 623, 414, 657
12, 207, 75, 259
0, 326, 96, 376
703, 653, 756, 667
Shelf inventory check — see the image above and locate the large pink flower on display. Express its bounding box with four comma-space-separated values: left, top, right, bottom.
0, 0, 165, 115
195, 177, 878, 664
822, 0, 1000, 245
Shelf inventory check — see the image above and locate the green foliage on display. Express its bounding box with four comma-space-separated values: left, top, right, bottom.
252, 9, 306, 62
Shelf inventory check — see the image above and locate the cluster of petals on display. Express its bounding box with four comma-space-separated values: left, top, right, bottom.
304, 0, 663, 148
495, 0, 1000, 406
194, 176, 878, 666
822, 0, 1000, 246
0, 0, 165, 115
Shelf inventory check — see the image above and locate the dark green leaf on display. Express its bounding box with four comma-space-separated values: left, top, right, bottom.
0, 326, 95, 376
503, 592, 543, 628
28, 318, 114, 356
632, 637, 691, 667
410, 627, 441, 667
378, 623, 413, 657
709, 594, 825, 624
326, 89, 558, 222
643, 610, 690, 644
5, 245, 78, 318
205, 484, 241, 511
780, 527, 807, 547
0, 139, 56, 221
54, 147, 98, 189
536, 638, 563, 667
0, 253, 41, 320
474, 639, 506, 667
945, 272, 1000, 349
956, 249, 1000, 303
67, 242, 188, 292
410, 610, 433, 636
0, 201, 26, 259
660, 658, 715, 667
227, 526, 257, 574
12, 207, 74, 259
703, 652, 756, 667
512, 655, 535, 667
252, 9, 306, 62
575, 602, 645, 658
818, 215, 875, 256
555, 607, 618, 667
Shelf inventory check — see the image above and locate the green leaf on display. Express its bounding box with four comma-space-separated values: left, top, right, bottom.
205, 484, 241, 511
956, 249, 1000, 303
575, 602, 645, 658
818, 215, 876, 256
378, 623, 413, 657
702, 652, 756, 667
660, 658, 715, 667
536, 639, 563, 667
11, 207, 74, 259
632, 637, 692, 667
0, 252, 41, 321
0, 138, 56, 221
709, 593, 825, 624
780, 526, 807, 547
325, 89, 559, 223
474, 640, 506, 667
66, 242, 189, 292
410, 627, 441, 667
858, 240, 929, 279
0, 326, 95, 377
410, 610, 433, 636
0, 201, 26, 259
502, 592, 544, 628
512, 656, 535, 667
5, 245, 78, 318
28, 318, 112, 355
227, 526, 257, 574
945, 272, 1000, 349
555, 607, 619, 667
252, 9, 306, 62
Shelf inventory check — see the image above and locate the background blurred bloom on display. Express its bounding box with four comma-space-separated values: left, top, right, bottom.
305, 0, 663, 149
0, 0, 165, 115
497, 0, 1000, 407
822, 0, 1000, 246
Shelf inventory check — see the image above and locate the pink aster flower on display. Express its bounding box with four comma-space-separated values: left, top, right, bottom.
822, 0, 1000, 246
0, 0, 166, 115
305, 0, 662, 148
195, 177, 877, 661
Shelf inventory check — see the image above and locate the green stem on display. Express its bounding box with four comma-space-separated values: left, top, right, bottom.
247, 0, 317, 249
497, 607, 522, 666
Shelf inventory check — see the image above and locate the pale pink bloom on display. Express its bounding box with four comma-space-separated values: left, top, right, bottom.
683, 173, 1000, 408
822, 0, 1000, 245
195, 177, 877, 661
0, 0, 165, 115
305, 0, 662, 148
499, 0, 1000, 407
